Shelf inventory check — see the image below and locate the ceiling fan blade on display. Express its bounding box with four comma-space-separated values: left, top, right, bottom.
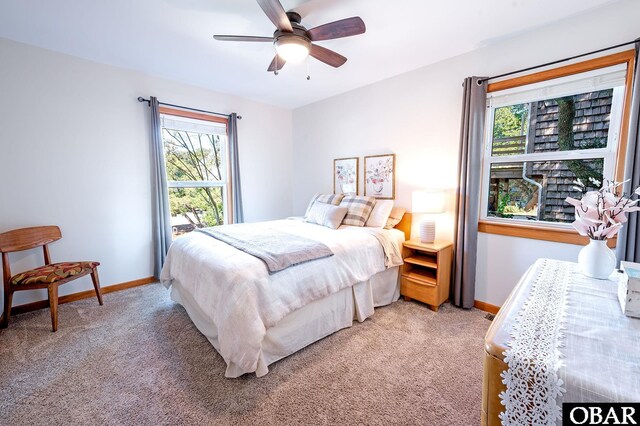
307, 17, 366, 41
213, 35, 273, 42
267, 55, 286, 72
309, 44, 347, 68
256, 0, 293, 32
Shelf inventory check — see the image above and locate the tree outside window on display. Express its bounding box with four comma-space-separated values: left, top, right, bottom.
161, 116, 228, 238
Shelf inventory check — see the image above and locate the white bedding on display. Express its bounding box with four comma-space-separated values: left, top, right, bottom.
160, 219, 404, 377
170, 267, 400, 377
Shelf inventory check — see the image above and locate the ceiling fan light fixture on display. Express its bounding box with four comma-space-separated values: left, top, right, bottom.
213, 0, 365, 72
274, 35, 311, 63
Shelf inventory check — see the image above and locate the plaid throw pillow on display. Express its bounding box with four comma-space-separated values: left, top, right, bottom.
305, 193, 345, 217
339, 195, 377, 227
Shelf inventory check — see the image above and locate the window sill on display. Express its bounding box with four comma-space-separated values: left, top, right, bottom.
478, 220, 617, 248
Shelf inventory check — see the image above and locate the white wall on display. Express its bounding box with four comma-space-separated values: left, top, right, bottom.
292, 0, 640, 306
475, 234, 584, 305
2, 1, 638, 314
0, 38, 292, 311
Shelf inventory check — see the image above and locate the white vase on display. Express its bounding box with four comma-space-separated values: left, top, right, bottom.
578, 239, 616, 280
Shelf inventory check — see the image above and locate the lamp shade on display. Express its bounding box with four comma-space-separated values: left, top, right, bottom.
412, 190, 446, 214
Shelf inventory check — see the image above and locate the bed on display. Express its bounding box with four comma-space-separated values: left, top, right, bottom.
160, 213, 411, 377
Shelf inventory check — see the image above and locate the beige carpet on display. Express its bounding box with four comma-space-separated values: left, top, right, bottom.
0, 283, 490, 425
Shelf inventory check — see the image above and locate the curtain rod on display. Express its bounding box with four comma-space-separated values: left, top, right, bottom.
478, 37, 639, 85
137, 97, 242, 120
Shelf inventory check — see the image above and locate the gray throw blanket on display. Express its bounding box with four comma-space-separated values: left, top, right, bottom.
196, 224, 334, 274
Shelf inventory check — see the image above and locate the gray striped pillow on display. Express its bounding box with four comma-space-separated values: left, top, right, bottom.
339, 195, 377, 227
305, 193, 345, 217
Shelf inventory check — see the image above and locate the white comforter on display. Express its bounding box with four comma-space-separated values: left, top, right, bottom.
160, 219, 403, 377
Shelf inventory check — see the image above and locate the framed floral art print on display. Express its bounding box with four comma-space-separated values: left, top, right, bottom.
364, 154, 395, 199
333, 157, 359, 195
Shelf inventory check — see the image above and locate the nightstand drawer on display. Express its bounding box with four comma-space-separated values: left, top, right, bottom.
401, 276, 438, 301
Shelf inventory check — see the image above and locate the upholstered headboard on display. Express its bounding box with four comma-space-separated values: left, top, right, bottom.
394, 212, 412, 241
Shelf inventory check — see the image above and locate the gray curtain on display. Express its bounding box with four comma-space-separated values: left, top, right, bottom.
150, 97, 173, 278
228, 113, 244, 223
617, 42, 640, 264
453, 77, 488, 308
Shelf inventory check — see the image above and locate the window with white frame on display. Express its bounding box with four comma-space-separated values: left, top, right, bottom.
481, 64, 627, 226
160, 113, 229, 238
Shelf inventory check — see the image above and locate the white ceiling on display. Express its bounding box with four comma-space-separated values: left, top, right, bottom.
0, 0, 621, 108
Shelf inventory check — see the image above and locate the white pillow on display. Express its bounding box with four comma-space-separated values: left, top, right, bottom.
304, 193, 345, 217
365, 200, 394, 228
305, 203, 349, 229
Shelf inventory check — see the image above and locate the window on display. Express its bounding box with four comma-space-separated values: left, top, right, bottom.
479, 50, 635, 244
160, 108, 229, 239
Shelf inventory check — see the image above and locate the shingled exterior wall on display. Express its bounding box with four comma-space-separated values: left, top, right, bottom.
531, 89, 612, 222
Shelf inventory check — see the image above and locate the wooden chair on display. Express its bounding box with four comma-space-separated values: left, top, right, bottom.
0, 226, 103, 331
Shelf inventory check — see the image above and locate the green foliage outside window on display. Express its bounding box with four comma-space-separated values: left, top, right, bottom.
163, 129, 225, 231
493, 104, 529, 139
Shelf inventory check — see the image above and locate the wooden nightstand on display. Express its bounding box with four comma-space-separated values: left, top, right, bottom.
400, 239, 453, 312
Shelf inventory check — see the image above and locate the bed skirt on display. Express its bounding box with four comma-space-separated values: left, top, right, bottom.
169, 266, 401, 377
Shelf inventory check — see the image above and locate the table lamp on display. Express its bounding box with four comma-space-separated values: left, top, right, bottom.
412, 190, 446, 243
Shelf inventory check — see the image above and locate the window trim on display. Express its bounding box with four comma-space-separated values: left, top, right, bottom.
159, 106, 234, 225
478, 49, 636, 246
477, 220, 617, 248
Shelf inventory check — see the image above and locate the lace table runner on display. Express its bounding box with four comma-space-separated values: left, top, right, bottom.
499, 259, 573, 425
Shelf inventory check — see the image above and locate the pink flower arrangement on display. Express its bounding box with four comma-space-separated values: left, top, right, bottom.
565, 178, 640, 240
366, 159, 393, 183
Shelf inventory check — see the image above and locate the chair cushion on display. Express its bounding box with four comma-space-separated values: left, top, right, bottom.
10, 261, 100, 286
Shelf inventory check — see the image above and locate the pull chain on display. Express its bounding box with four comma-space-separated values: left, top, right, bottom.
271, 55, 312, 79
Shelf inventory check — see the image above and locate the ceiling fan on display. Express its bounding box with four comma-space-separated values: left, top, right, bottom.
213, 0, 366, 74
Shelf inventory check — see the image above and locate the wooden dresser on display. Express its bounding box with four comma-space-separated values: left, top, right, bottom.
483, 259, 640, 425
